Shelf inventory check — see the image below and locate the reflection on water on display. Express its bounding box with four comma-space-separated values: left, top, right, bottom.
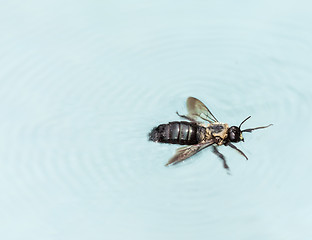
0, 0, 312, 239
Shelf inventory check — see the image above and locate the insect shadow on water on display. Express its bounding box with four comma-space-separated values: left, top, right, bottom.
149, 97, 272, 172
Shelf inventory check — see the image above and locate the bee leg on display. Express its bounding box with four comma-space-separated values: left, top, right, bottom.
212, 146, 230, 170
226, 143, 248, 160
176, 111, 197, 122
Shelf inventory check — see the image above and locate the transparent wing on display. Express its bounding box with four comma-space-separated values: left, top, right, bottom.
186, 97, 218, 123
165, 140, 215, 166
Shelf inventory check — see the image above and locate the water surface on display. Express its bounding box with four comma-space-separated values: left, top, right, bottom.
0, 1, 312, 239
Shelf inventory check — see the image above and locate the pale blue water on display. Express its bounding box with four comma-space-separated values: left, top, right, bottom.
1, 1, 312, 239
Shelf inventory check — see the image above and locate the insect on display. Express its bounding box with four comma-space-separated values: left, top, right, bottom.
149, 97, 272, 169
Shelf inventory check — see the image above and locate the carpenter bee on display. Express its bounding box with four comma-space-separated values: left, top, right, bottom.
149, 97, 272, 169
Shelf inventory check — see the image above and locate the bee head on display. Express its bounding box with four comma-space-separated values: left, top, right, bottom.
227, 116, 251, 143
228, 126, 243, 142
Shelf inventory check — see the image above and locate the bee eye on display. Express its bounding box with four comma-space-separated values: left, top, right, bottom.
230, 132, 236, 140
228, 127, 240, 142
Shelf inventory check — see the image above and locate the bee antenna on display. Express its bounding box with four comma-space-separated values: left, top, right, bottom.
241, 124, 273, 133
239, 116, 251, 129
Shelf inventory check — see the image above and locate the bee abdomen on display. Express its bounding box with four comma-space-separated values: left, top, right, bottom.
149, 121, 206, 145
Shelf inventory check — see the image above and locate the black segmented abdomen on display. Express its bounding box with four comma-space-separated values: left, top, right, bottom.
149, 121, 206, 145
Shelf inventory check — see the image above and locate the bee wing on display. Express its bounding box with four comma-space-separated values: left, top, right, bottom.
165, 140, 215, 166
186, 97, 218, 123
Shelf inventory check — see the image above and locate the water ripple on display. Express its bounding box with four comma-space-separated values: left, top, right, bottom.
91, 24, 312, 222
1, 17, 312, 233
